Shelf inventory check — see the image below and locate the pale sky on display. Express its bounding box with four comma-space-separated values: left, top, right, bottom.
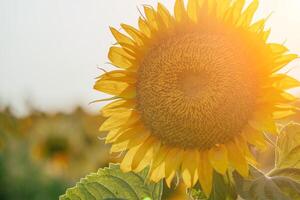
1, 0, 300, 116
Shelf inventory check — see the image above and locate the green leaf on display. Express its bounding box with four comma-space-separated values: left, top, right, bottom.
59, 164, 163, 200
269, 168, 300, 182
270, 122, 300, 184
233, 167, 300, 200
276, 123, 300, 169
209, 172, 236, 200
189, 188, 208, 200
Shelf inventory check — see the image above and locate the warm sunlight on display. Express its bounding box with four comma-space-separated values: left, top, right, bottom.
1, 1, 300, 200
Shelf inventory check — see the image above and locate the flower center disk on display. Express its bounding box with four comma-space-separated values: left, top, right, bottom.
136, 31, 259, 149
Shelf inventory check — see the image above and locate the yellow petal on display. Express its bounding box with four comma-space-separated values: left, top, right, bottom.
187, 0, 198, 22
272, 74, 300, 90
166, 171, 176, 187
207, 0, 217, 15
232, 0, 246, 18
225, 0, 245, 24
110, 27, 135, 47
157, 3, 172, 28
138, 17, 151, 38
110, 141, 129, 153
151, 146, 170, 170
99, 110, 140, 131
272, 54, 298, 72
197, 0, 205, 9
94, 79, 135, 99
259, 88, 291, 104
144, 6, 158, 31
216, 0, 231, 19
281, 91, 296, 102
131, 137, 156, 171
101, 99, 135, 117
198, 151, 213, 196
165, 148, 184, 187
108, 47, 136, 70
273, 110, 295, 120
121, 24, 146, 46
165, 148, 182, 177
105, 128, 124, 143
182, 150, 199, 187
275, 104, 298, 111
249, 111, 277, 134
251, 117, 277, 135
149, 147, 170, 179
242, 125, 267, 150
237, 0, 259, 27
127, 130, 151, 149
134, 140, 161, 173
208, 144, 228, 175
98, 70, 136, 84
150, 162, 165, 182
249, 19, 266, 32
120, 145, 141, 172
235, 136, 257, 166
112, 125, 144, 144
268, 43, 288, 55
174, 0, 186, 22
262, 29, 271, 41
227, 141, 249, 177
94, 78, 129, 93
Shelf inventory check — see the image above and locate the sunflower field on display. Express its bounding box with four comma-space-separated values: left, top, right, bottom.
0, 107, 110, 200
2, 0, 300, 199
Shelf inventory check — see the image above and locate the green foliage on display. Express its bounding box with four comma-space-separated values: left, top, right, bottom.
0, 143, 68, 200
0, 107, 109, 200
233, 167, 300, 200
233, 122, 300, 200
209, 172, 236, 200
269, 168, 300, 182
276, 123, 300, 169
59, 164, 163, 200
270, 122, 300, 185
189, 189, 208, 200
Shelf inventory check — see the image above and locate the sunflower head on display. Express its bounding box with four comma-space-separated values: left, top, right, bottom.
94, 0, 298, 196
33, 135, 70, 159
29, 113, 110, 180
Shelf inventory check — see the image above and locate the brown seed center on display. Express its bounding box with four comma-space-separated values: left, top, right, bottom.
136, 30, 260, 149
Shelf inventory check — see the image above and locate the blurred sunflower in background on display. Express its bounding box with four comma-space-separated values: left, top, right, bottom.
29, 109, 109, 181
0, 107, 110, 199
94, 0, 299, 196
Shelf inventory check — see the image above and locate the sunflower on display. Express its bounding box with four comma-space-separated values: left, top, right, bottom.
94, 0, 299, 195
29, 112, 109, 180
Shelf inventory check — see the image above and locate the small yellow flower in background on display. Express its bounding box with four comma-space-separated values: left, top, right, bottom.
94, 0, 299, 196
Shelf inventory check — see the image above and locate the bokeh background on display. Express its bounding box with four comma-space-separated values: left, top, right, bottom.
1, 0, 300, 199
